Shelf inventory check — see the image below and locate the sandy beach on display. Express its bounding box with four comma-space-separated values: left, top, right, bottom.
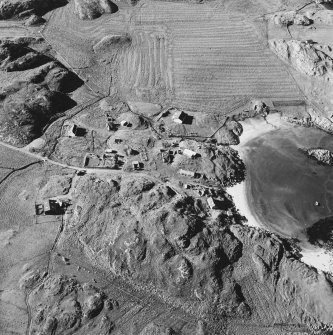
227, 113, 283, 229
228, 113, 333, 274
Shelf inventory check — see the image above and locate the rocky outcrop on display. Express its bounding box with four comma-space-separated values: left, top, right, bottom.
0, 83, 75, 146
25, 13, 45, 26
69, 175, 247, 318
73, 0, 118, 20
282, 108, 333, 134
29, 275, 115, 335
315, 0, 333, 3
0, 38, 83, 146
0, 38, 49, 72
272, 11, 312, 26
269, 39, 333, 77
305, 148, 333, 165
0, 0, 66, 19
231, 225, 333, 331
93, 34, 131, 53
67, 174, 333, 332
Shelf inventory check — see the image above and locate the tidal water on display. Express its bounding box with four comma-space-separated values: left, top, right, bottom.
243, 124, 333, 239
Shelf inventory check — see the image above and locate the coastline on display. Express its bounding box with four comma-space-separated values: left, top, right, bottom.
228, 114, 333, 274
227, 114, 282, 229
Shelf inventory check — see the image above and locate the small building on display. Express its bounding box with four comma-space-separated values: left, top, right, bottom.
207, 197, 219, 210
115, 138, 122, 144
105, 149, 118, 155
132, 161, 141, 170
42, 198, 65, 215
63, 123, 86, 137
183, 148, 199, 159
140, 151, 148, 161
49, 199, 61, 214
107, 119, 117, 131
178, 169, 196, 178
172, 111, 188, 124
35, 204, 44, 216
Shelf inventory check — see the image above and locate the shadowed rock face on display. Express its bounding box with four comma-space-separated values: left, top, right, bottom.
68, 175, 333, 331
73, 0, 118, 20
0, 39, 50, 72
0, 38, 83, 146
0, 83, 75, 146
0, 0, 68, 19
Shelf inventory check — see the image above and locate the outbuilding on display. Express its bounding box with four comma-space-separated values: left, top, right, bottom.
207, 197, 219, 210
178, 169, 196, 178
172, 111, 188, 124
183, 148, 199, 158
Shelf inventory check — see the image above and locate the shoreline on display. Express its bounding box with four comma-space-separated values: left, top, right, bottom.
228, 114, 333, 274
227, 114, 282, 229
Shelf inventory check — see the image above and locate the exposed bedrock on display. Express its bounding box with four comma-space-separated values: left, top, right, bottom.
68, 175, 333, 331
73, 0, 118, 20
0, 0, 67, 19
272, 11, 312, 26
269, 39, 333, 77
305, 148, 333, 165
0, 38, 83, 146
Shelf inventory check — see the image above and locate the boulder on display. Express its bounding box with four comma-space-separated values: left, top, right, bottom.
73, 0, 118, 20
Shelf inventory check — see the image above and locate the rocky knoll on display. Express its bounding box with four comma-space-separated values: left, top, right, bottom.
269, 39, 333, 77
304, 148, 333, 165
0, 38, 83, 146
67, 174, 333, 332
282, 108, 333, 134
0, 38, 49, 72
315, 0, 333, 4
28, 275, 117, 335
0, 0, 67, 19
271, 11, 312, 26
73, 0, 118, 20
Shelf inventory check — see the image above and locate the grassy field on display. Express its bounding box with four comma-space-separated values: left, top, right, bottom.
0, 145, 37, 170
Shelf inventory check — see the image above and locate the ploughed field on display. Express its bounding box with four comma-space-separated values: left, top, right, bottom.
43, 0, 303, 110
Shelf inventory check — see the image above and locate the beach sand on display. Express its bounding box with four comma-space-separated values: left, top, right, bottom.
227, 113, 283, 228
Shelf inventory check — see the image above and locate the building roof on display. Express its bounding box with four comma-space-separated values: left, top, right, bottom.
172, 110, 187, 120
183, 148, 197, 157
178, 169, 195, 177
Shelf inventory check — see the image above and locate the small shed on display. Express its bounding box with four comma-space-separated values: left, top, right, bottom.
132, 161, 143, 170
49, 199, 61, 214
207, 197, 219, 210
172, 111, 188, 124
183, 148, 199, 158
65, 124, 86, 137
35, 204, 44, 215
178, 169, 196, 178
